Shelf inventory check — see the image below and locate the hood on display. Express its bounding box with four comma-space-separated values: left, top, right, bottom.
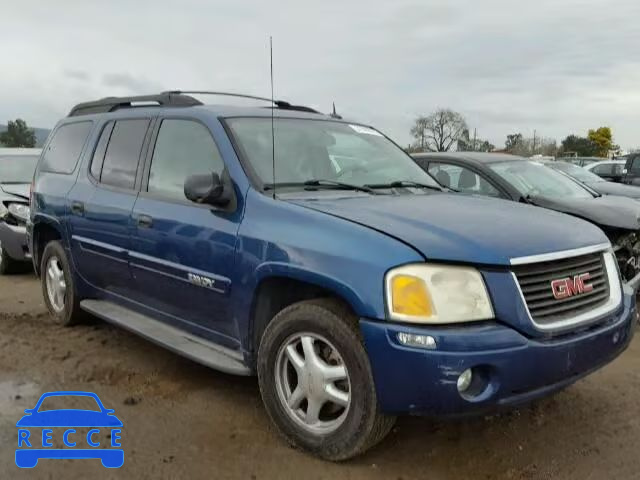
287, 193, 608, 266
530, 193, 640, 230
0, 183, 29, 200
16, 409, 123, 427
587, 181, 640, 199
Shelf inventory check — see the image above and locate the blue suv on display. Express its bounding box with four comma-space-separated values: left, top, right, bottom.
30, 91, 635, 460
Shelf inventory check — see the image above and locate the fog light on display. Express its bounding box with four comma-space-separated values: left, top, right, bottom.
397, 332, 436, 349
457, 368, 473, 393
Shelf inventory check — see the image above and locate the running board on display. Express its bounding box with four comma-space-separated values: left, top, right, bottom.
80, 300, 251, 376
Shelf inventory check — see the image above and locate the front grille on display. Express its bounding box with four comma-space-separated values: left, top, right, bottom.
512, 252, 610, 325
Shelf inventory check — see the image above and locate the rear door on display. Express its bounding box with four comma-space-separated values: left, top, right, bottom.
67, 118, 152, 295
127, 117, 241, 343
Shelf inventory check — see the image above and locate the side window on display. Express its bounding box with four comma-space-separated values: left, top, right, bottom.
90, 122, 115, 180
630, 157, 640, 175
147, 119, 225, 201
100, 119, 150, 189
591, 163, 613, 175
429, 162, 502, 197
613, 164, 625, 175
41, 121, 93, 174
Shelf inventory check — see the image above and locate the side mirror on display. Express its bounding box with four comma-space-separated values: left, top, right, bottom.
184, 173, 230, 207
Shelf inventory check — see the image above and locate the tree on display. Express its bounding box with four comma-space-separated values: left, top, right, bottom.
505, 133, 524, 154
587, 127, 614, 157
457, 129, 495, 152
410, 109, 468, 152
559, 134, 598, 157
0, 119, 36, 148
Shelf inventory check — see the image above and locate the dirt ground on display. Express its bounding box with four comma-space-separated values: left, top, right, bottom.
0, 273, 639, 479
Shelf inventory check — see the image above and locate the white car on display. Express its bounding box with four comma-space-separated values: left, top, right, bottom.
584, 160, 626, 183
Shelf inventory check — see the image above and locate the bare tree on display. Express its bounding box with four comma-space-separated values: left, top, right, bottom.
410, 109, 468, 152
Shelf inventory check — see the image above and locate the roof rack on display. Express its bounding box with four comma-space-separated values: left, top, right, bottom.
68, 91, 323, 117
163, 90, 322, 114
68, 93, 202, 117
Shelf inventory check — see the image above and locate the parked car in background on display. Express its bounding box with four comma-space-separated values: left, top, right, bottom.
565, 157, 602, 167
0, 148, 40, 274
620, 153, 640, 187
544, 161, 640, 199
413, 152, 640, 284
584, 160, 626, 183
28, 92, 636, 460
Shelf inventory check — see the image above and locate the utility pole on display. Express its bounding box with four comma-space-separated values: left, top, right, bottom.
533, 129, 537, 154
473, 128, 477, 152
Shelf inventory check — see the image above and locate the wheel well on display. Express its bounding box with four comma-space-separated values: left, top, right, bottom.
32, 224, 62, 275
249, 277, 355, 356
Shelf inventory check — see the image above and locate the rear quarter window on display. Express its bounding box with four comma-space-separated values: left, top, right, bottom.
40, 121, 93, 174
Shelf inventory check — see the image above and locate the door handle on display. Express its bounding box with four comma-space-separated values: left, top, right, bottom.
137, 215, 153, 228
71, 201, 84, 215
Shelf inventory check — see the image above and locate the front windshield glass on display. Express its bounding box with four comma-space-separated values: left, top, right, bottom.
548, 162, 605, 183
226, 118, 439, 189
490, 160, 593, 199
0, 155, 39, 183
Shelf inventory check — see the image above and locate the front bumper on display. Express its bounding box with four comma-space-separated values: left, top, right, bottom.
0, 222, 29, 262
361, 287, 635, 416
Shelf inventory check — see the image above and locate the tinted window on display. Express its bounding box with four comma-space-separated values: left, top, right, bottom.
630, 157, 640, 174
591, 163, 613, 175
148, 120, 225, 200
101, 119, 149, 189
428, 162, 502, 197
90, 122, 114, 179
41, 122, 93, 174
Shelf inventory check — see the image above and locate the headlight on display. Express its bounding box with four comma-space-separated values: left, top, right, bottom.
7, 203, 30, 222
0, 203, 7, 219
385, 264, 494, 324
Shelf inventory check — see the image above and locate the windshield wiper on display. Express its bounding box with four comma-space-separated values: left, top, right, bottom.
263, 180, 380, 194
364, 181, 444, 192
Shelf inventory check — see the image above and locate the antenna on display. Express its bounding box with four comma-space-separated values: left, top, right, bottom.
330, 102, 342, 119
270, 36, 276, 199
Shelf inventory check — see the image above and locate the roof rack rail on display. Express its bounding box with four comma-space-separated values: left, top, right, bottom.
68, 92, 202, 117
163, 90, 322, 114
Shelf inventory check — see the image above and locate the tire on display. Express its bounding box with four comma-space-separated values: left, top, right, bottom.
0, 240, 20, 275
257, 298, 396, 461
40, 240, 86, 326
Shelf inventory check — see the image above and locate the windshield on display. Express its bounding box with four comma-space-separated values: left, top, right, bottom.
226, 118, 439, 190
490, 161, 594, 199
548, 162, 605, 183
0, 155, 39, 183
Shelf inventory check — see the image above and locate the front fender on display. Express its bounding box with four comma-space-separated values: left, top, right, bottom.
253, 261, 369, 316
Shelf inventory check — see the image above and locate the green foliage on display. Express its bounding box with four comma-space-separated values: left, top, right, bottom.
560, 134, 598, 157
457, 129, 495, 152
587, 127, 613, 157
0, 119, 37, 148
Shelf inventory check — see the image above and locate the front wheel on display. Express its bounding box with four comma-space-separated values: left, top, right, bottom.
257, 298, 395, 461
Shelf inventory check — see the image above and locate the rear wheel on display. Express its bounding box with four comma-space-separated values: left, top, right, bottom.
41, 241, 86, 326
257, 298, 395, 461
0, 240, 20, 275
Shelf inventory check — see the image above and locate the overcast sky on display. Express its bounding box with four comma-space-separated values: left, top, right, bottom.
2, 0, 639, 150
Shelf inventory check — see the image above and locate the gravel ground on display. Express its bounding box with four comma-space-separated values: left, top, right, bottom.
0, 272, 639, 479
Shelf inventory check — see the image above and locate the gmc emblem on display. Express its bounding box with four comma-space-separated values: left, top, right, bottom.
550, 273, 593, 300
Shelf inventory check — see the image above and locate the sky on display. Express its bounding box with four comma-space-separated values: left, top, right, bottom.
2, 0, 640, 150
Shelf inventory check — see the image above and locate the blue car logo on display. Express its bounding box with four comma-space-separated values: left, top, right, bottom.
15, 391, 123, 468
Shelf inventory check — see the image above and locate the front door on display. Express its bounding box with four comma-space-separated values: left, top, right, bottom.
128, 118, 241, 344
